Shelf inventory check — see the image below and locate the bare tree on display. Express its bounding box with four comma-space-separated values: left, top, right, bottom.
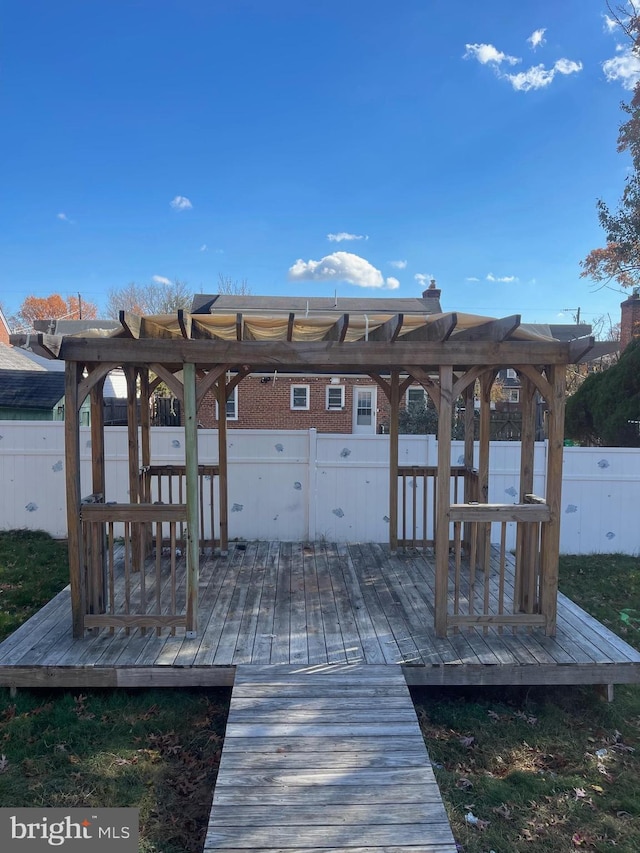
105, 280, 194, 318
217, 273, 252, 295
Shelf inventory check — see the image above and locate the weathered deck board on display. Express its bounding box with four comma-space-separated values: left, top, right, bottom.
0, 543, 639, 688
205, 664, 457, 853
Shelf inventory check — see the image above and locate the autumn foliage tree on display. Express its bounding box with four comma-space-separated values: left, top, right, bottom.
16, 294, 97, 330
581, 3, 640, 289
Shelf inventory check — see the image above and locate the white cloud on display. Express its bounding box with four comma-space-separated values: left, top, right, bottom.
152, 275, 172, 286
603, 14, 618, 33
288, 251, 398, 289
505, 58, 582, 91
464, 43, 520, 66
199, 244, 208, 252
486, 272, 518, 283
170, 195, 193, 211
602, 46, 640, 90
527, 28, 546, 50
389, 259, 407, 269
465, 276, 480, 282
56, 212, 74, 223
327, 232, 368, 242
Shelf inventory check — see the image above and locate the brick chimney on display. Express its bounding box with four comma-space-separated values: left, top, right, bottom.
620, 288, 640, 350
422, 279, 441, 300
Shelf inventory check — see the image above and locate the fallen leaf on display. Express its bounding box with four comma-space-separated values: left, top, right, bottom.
492, 803, 512, 820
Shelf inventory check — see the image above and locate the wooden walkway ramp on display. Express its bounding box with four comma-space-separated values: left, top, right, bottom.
205, 664, 457, 853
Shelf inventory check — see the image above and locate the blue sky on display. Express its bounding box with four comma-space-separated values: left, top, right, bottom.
2, 0, 639, 328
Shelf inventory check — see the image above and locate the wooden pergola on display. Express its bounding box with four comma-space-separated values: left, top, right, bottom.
12, 302, 594, 641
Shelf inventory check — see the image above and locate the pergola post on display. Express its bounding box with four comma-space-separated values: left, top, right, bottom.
388, 370, 400, 553
540, 364, 566, 635
65, 361, 84, 638
139, 368, 151, 471
90, 377, 106, 499
89, 376, 106, 611
217, 375, 229, 555
124, 366, 141, 571
183, 362, 200, 636
435, 365, 453, 637
476, 372, 494, 565
516, 374, 537, 612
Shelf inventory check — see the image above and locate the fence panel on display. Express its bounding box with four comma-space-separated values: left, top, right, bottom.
0, 422, 639, 554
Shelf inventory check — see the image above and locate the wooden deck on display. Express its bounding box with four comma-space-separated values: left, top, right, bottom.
205, 664, 457, 853
0, 542, 639, 689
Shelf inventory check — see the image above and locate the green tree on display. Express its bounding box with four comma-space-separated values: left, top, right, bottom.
398, 399, 438, 435
565, 338, 640, 446
581, 4, 640, 288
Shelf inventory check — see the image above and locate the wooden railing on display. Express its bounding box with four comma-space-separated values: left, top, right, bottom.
80, 503, 189, 635
447, 500, 550, 632
140, 464, 219, 552
398, 466, 478, 548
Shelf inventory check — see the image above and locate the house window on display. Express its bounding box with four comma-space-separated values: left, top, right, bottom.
506, 368, 517, 380
505, 388, 520, 404
326, 385, 345, 410
406, 387, 426, 406
215, 385, 238, 420
291, 384, 310, 410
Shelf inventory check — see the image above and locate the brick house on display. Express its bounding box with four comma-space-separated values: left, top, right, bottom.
193, 286, 443, 434
620, 288, 640, 350
0, 307, 10, 346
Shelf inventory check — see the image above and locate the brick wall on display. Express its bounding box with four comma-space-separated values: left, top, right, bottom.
620, 293, 640, 351
0, 313, 9, 346
198, 375, 398, 433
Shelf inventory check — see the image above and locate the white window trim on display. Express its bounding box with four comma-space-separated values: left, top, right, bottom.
506, 388, 520, 404
506, 368, 517, 380
326, 385, 345, 410
291, 384, 310, 410
215, 385, 239, 421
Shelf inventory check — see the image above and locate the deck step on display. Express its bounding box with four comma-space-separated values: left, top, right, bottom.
204, 664, 457, 853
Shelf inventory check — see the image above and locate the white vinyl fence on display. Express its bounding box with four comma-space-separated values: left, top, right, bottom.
0, 422, 638, 555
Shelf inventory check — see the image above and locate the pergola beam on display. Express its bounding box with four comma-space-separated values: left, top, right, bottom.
400, 313, 457, 342
452, 314, 521, 342
322, 314, 349, 342
50, 337, 574, 368
366, 314, 403, 343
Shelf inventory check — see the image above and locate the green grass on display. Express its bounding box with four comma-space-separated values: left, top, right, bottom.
0, 529, 70, 641
0, 530, 230, 852
414, 552, 640, 853
0, 687, 229, 853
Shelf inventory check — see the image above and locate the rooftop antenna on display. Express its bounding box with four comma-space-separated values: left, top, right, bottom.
563, 306, 581, 325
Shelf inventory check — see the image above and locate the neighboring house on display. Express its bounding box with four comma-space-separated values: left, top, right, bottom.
31, 318, 129, 425
0, 307, 10, 346
620, 288, 640, 350
192, 286, 444, 434
0, 371, 66, 421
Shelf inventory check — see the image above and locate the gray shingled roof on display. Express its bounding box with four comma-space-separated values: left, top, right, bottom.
0, 343, 47, 371
0, 370, 66, 409
191, 293, 443, 315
